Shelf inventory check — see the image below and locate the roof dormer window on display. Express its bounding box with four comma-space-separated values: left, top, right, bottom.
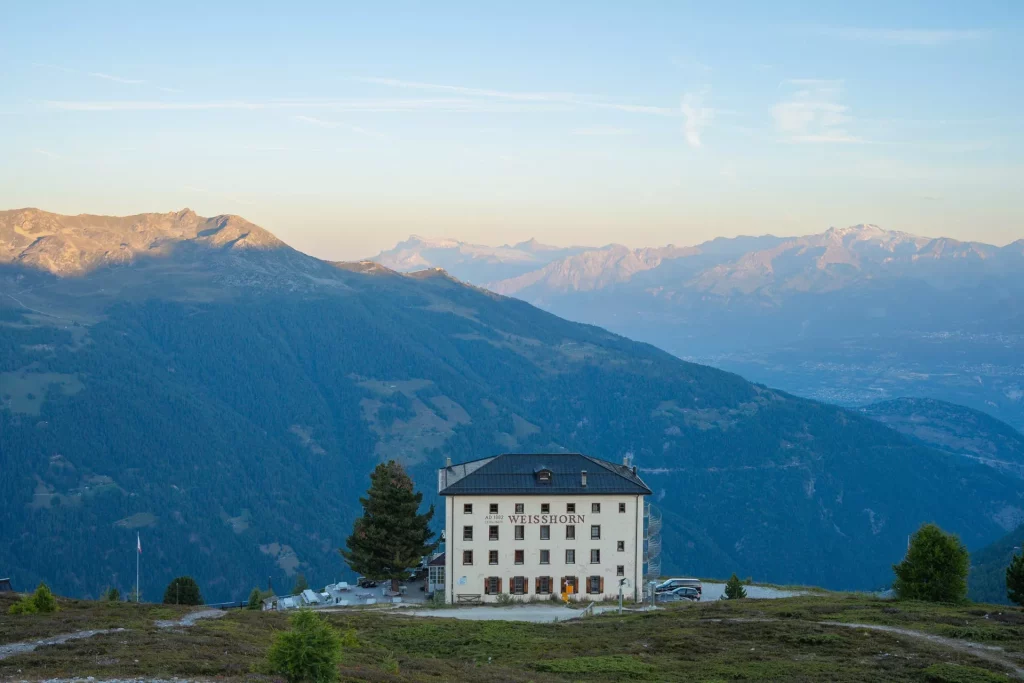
536, 468, 552, 484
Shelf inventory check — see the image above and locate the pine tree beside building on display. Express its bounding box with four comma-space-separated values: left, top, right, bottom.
341, 460, 437, 587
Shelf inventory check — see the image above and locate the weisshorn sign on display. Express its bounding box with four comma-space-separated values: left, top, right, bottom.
506, 514, 585, 524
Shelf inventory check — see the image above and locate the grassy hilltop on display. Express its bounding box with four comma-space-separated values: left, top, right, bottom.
2, 591, 1023, 682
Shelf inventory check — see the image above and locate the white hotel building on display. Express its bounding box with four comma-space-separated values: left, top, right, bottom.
438, 453, 651, 603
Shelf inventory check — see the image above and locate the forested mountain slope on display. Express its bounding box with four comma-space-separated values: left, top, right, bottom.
2, 209, 1022, 601
862, 398, 1024, 479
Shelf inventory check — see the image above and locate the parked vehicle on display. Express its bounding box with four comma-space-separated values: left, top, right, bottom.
656, 586, 700, 602
654, 578, 702, 597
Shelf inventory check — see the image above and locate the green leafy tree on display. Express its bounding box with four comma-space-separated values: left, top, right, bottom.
1007, 544, 1024, 606
248, 587, 264, 609
724, 573, 747, 599
340, 460, 437, 583
266, 609, 343, 683
104, 587, 121, 602
9, 582, 60, 615
163, 576, 203, 605
292, 574, 309, 595
893, 523, 969, 602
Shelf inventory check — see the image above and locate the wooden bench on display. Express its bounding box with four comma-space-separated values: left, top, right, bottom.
456, 594, 482, 604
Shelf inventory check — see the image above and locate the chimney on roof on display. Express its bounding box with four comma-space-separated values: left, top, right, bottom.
632, 465, 638, 476
445, 457, 452, 467
581, 470, 588, 487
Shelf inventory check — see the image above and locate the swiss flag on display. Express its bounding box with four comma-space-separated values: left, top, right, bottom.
137, 533, 142, 555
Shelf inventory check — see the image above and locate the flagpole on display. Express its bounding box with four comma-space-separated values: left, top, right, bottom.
136, 533, 140, 603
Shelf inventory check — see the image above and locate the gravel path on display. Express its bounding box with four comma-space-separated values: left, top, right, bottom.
154, 610, 225, 629
0, 629, 126, 662
824, 621, 1024, 679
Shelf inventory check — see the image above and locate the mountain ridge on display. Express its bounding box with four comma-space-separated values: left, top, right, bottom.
2, 208, 1022, 602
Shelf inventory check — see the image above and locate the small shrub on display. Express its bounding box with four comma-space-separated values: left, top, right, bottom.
923, 662, 1010, 682
379, 650, 399, 674
9, 583, 59, 615
535, 655, 654, 678
339, 628, 360, 648
495, 593, 515, 605
104, 587, 121, 602
267, 610, 343, 683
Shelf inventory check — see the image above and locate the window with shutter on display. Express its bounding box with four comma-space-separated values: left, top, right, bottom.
498, 577, 503, 594
600, 577, 605, 594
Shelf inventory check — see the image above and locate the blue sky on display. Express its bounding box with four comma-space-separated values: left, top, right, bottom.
2, 1, 1021, 259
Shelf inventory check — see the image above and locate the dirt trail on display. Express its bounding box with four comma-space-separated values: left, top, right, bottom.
0, 628, 126, 661
154, 609, 225, 629
0, 609, 226, 663
823, 621, 1024, 679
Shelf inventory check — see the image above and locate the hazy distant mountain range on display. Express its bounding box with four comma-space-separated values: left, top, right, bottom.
374, 226, 1024, 430
4, 208, 1023, 601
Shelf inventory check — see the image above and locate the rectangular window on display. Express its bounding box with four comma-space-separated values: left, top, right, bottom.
489, 503, 498, 514
617, 541, 625, 552
463, 504, 472, 514
463, 550, 473, 565
617, 565, 625, 577
590, 549, 600, 564
541, 503, 550, 514
565, 549, 575, 564
487, 576, 499, 594
591, 525, 601, 540
592, 503, 601, 513
540, 549, 550, 564
619, 502, 626, 513
566, 525, 576, 540
538, 576, 552, 594
567, 503, 576, 513
515, 550, 524, 565
515, 525, 525, 540
513, 576, 526, 595
463, 525, 473, 541
515, 503, 524, 514
489, 525, 499, 541
489, 550, 498, 565
589, 576, 601, 594
540, 525, 550, 540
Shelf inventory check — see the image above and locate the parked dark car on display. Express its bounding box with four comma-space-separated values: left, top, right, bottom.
657, 586, 700, 602
654, 578, 702, 597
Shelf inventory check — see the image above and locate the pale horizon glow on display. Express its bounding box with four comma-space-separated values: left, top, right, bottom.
1, 1, 1022, 260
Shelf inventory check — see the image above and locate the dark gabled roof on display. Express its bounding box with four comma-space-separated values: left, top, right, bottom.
428, 553, 446, 567
438, 453, 651, 496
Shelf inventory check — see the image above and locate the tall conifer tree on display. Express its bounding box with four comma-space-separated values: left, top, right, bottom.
1007, 544, 1024, 606
341, 460, 437, 582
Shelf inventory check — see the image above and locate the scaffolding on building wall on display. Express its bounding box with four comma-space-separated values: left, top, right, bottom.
643, 502, 662, 588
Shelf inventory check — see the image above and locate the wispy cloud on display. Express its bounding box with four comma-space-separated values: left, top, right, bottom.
812, 26, 988, 46
358, 76, 676, 116
43, 98, 576, 113
31, 63, 182, 94
34, 149, 62, 159
292, 114, 388, 139
681, 91, 714, 148
89, 72, 146, 85
571, 125, 633, 136
772, 79, 863, 144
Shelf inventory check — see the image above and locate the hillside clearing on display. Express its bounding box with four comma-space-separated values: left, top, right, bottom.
2, 593, 1023, 681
